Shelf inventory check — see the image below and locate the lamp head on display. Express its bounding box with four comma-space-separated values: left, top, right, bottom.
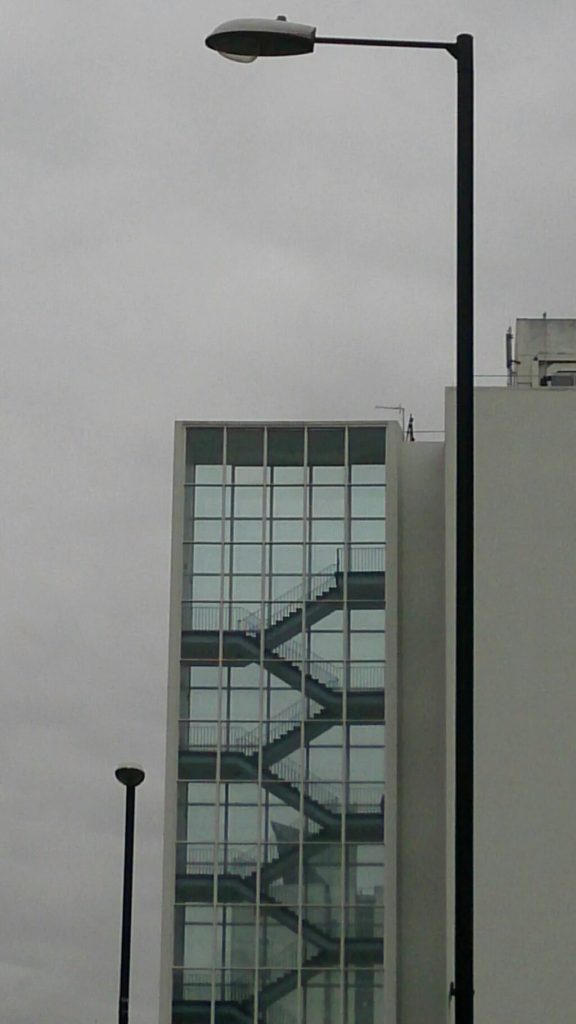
205, 16, 317, 62
115, 763, 145, 788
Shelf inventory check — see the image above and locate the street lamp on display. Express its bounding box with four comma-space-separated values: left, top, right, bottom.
115, 763, 146, 1024
205, 16, 474, 1021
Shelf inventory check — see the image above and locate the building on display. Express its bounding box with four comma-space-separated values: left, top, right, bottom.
161, 424, 390, 1024
161, 319, 576, 1024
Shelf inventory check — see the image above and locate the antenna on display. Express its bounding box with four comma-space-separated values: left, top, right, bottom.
375, 404, 405, 435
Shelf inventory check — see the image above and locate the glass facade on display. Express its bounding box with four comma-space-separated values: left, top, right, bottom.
172, 424, 386, 1024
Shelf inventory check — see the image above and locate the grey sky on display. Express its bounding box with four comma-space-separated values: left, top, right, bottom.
2, 0, 576, 1020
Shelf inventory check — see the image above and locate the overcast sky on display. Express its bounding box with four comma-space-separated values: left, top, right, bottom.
2, 1, 576, 1020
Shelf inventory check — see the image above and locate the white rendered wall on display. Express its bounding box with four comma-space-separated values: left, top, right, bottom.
393, 439, 447, 1023
159, 423, 186, 1024
448, 387, 576, 1024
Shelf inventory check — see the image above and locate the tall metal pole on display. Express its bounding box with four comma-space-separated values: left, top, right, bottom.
205, 19, 476, 1017
454, 32, 474, 1024
116, 764, 145, 1024
119, 785, 136, 1024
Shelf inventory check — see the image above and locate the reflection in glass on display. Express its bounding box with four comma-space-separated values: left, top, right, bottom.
176, 424, 386, 1024
272, 486, 305, 518
351, 486, 386, 518
312, 487, 345, 519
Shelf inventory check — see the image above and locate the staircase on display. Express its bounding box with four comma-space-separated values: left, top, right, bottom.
175, 547, 385, 1020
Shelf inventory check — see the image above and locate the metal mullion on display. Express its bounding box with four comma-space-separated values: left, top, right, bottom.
253, 430, 268, 1024
339, 428, 351, 1024
210, 429, 228, 1022
180, 467, 195, 879
295, 432, 309, 1024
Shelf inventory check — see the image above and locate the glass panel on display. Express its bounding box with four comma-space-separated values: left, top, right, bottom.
232, 545, 263, 573
188, 689, 220, 720
183, 926, 214, 969
227, 427, 264, 466
231, 576, 263, 602
272, 486, 305, 518
193, 518, 224, 542
232, 486, 265, 518
186, 426, 223, 467
226, 805, 262, 842
270, 575, 303, 599
194, 486, 224, 517
190, 576, 221, 601
271, 519, 304, 542
351, 463, 386, 484
351, 486, 385, 518
232, 519, 264, 542
349, 746, 385, 782
308, 745, 343, 778
267, 427, 305, 466
271, 544, 303, 574
194, 465, 223, 484
350, 725, 386, 746
312, 487, 345, 519
347, 782, 384, 814
309, 544, 339, 572
184, 783, 218, 805
234, 465, 267, 484
311, 519, 345, 543
307, 631, 343, 661
226, 783, 259, 805
229, 689, 262, 720
310, 610, 343, 632
348, 426, 386, 464
350, 633, 385, 660
349, 662, 385, 689
188, 665, 221, 687
228, 665, 262, 688
191, 544, 225, 574
308, 427, 345, 465
351, 519, 386, 542
350, 609, 386, 630
312, 466, 346, 484
184, 487, 194, 538
185, 805, 224, 839
273, 466, 305, 484
310, 726, 343, 746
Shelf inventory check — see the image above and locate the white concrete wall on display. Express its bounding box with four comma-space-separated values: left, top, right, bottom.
448, 387, 576, 1024
159, 423, 186, 1024
393, 439, 447, 1024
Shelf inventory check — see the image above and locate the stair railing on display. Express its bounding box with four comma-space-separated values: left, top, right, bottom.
238, 698, 323, 750
337, 545, 386, 573
238, 562, 338, 634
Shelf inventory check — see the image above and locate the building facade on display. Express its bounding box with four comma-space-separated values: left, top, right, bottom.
162, 424, 393, 1024
161, 318, 576, 1024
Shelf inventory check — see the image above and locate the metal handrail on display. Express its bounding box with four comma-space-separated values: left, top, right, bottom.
238, 566, 337, 634
182, 547, 385, 635
276, 640, 385, 691
175, 969, 252, 1002
337, 546, 386, 573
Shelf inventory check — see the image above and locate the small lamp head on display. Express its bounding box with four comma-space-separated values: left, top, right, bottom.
115, 763, 145, 787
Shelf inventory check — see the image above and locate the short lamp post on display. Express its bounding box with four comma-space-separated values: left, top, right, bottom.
205, 17, 474, 1022
115, 763, 146, 1024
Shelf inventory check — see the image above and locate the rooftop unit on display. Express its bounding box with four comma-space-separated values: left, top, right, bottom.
507, 317, 576, 388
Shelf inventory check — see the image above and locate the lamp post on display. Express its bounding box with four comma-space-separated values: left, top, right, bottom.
115, 763, 146, 1024
205, 17, 474, 1021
